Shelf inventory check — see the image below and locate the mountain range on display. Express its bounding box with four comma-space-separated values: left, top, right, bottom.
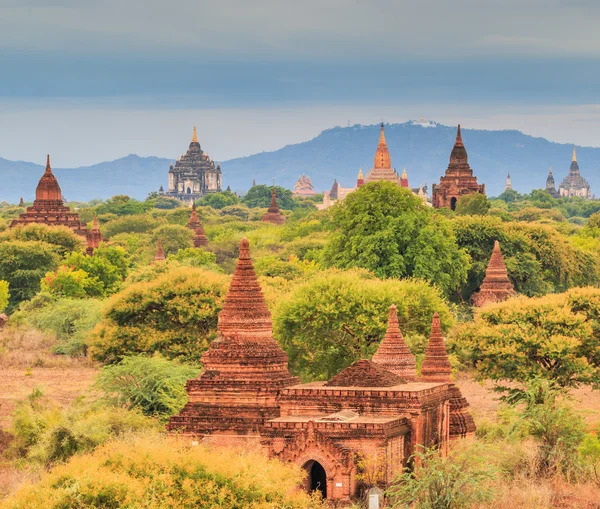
1, 121, 598, 203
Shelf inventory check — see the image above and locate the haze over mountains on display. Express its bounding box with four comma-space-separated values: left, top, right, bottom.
1, 121, 598, 203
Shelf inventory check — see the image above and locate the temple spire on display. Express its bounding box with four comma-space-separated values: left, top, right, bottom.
192, 125, 199, 143
45, 154, 52, 173
472, 240, 515, 307
420, 313, 452, 383
456, 124, 463, 144
154, 239, 165, 262
262, 188, 285, 224
572, 146, 577, 162
372, 304, 417, 381
373, 123, 392, 169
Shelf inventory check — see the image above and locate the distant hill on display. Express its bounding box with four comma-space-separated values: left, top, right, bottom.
1, 121, 599, 202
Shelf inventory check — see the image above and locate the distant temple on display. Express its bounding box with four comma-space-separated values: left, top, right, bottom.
431, 125, 485, 210
546, 166, 559, 198
292, 174, 317, 197
505, 173, 512, 192
167, 126, 222, 201
558, 147, 591, 199
365, 123, 401, 185
10, 155, 88, 237
262, 189, 286, 225
187, 203, 209, 248
472, 241, 516, 307
168, 238, 474, 502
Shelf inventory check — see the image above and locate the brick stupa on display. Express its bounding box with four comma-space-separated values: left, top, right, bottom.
372, 305, 417, 381
421, 313, 476, 439
261, 188, 286, 225
154, 239, 166, 262
431, 125, 485, 210
10, 155, 87, 236
85, 215, 103, 256
187, 202, 209, 248
365, 123, 401, 184
472, 241, 516, 307
168, 238, 298, 440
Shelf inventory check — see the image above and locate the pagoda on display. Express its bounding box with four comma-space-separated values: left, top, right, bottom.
85, 215, 103, 256
365, 123, 401, 184
10, 155, 87, 237
187, 203, 209, 248
166, 126, 222, 201
356, 169, 365, 188
431, 125, 485, 210
261, 189, 286, 225
505, 173, 512, 192
292, 174, 317, 197
154, 239, 166, 262
546, 166, 559, 198
472, 241, 516, 307
400, 168, 409, 188
558, 147, 591, 199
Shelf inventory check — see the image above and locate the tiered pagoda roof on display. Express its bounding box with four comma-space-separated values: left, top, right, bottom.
292, 174, 317, 196
262, 189, 286, 225
365, 124, 401, 184
420, 313, 452, 383
472, 241, 515, 307
558, 147, 591, 198
10, 155, 87, 236
187, 203, 209, 248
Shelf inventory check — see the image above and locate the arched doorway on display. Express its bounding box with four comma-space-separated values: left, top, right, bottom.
304, 460, 327, 499
186, 187, 192, 195
450, 196, 457, 211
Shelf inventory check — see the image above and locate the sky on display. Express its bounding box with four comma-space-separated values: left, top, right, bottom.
1, 0, 600, 167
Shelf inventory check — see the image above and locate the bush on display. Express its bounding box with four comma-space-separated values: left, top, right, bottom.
455, 193, 491, 216
242, 185, 296, 210
89, 267, 230, 363
197, 190, 240, 209
274, 269, 452, 380
168, 247, 220, 270
4, 435, 325, 509
7, 389, 157, 466
152, 224, 194, 255
0, 224, 84, 256
0, 280, 9, 312
40, 265, 101, 299
101, 214, 163, 238
94, 355, 200, 419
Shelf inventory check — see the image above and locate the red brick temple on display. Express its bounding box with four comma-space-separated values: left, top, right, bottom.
431, 125, 485, 210
10, 155, 87, 236
472, 240, 516, 307
169, 238, 475, 502
85, 215, 103, 256
262, 188, 286, 225
187, 203, 209, 248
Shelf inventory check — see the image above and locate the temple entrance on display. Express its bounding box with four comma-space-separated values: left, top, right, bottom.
186, 187, 192, 195
304, 460, 327, 499
450, 197, 457, 211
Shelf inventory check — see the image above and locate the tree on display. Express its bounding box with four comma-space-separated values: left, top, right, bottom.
94, 195, 151, 216
242, 185, 296, 210
496, 188, 521, 203
273, 269, 452, 380
0, 241, 60, 309
451, 288, 600, 392
102, 214, 163, 238
40, 266, 101, 299
455, 193, 491, 216
323, 182, 469, 295
152, 224, 193, 255
168, 247, 220, 270
0, 224, 84, 256
0, 280, 9, 312
197, 190, 240, 209
89, 267, 230, 363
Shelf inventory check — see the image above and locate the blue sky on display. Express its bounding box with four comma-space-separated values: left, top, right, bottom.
1, 0, 599, 166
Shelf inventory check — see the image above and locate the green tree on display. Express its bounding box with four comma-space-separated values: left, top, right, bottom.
455, 193, 491, 216
95, 195, 151, 216
0, 224, 84, 256
102, 214, 163, 237
242, 185, 296, 210
40, 265, 101, 299
152, 224, 193, 255
95, 355, 200, 419
0, 241, 60, 309
0, 280, 9, 312
168, 247, 219, 270
274, 269, 452, 380
496, 188, 521, 203
197, 190, 240, 209
324, 182, 469, 295
89, 267, 229, 363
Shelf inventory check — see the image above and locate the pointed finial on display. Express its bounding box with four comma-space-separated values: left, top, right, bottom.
45, 154, 52, 173
549, 165, 553, 175
402, 168, 407, 179
192, 125, 198, 143
358, 168, 364, 179
572, 146, 577, 162
456, 124, 462, 141
93, 214, 99, 230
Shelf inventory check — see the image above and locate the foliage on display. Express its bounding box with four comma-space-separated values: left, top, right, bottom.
152, 224, 194, 255
94, 195, 151, 216
451, 288, 600, 391
197, 190, 240, 209
168, 247, 220, 270
387, 445, 496, 509
579, 433, 600, 487
0, 280, 9, 313
0, 224, 84, 256
94, 355, 200, 419
6, 389, 157, 466
324, 182, 469, 295
0, 240, 60, 310
89, 267, 229, 364
146, 196, 183, 209
455, 193, 491, 216
63, 245, 130, 296
101, 214, 163, 238
274, 269, 452, 380
243, 185, 296, 210
41, 265, 101, 299
254, 255, 319, 281
4, 435, 326, 509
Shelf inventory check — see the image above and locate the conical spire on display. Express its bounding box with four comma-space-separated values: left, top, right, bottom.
192, 125, 199, 143
92, 214, 99, 230
356, 168, 365, 188
268, 188, 278, 211
472, 240, 515, 306
449, 124, 468, 165
358, 168, 364, 180
19, 197, 24, 207
572, 146, 577, 162
373, 123, 392, 169
154, 239, 165, 261
262, 189, 285, 224
35, 154, 62, 202
420, 313, 452, 383
45, 155, 52, 173
372, 305, 417, 381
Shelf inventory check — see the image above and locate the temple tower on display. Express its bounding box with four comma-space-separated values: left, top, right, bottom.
472, 240, 516, 307
154, 239, 166, 262
85, 215, 103, 256
356, 169, 365, 188
431, 125, 485, 210
400, 168, 409, 188
187, 203, 209, 248
505, 173, 512, 191
558, 146, 591, 199
168, 238, 298, 440
546, 166, 559, 197
372, 304, 417, 381
365, 123, 401, 184
262, 189, 286, 225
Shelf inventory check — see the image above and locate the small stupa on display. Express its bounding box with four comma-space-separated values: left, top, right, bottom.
85, 215, 103, 256
154, 239, 166, 262
261, 188, 286, 225
472, 241, 515, 307
187, 202, 209, 248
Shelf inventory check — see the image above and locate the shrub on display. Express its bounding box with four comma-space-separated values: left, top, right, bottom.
94, 355, 200, 419
455, 193, 491, 216
89, 267, 229, 363
197, 190, 240, 209
242, 185, 295, 210
101, 214, 163, 238
151, 224, 194, 255
168, 247, 220, 270
0, 280, 9, 312
0, 224, 84, 256
40, 265, 101, 299
4, 435, 325, 509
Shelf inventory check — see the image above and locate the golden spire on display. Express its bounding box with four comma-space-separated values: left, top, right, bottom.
358, 168, 364, 179
572, 146, 577, 162
402, 168, 407, 180
192, 125, 198, 143
373, 123, 391, 169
